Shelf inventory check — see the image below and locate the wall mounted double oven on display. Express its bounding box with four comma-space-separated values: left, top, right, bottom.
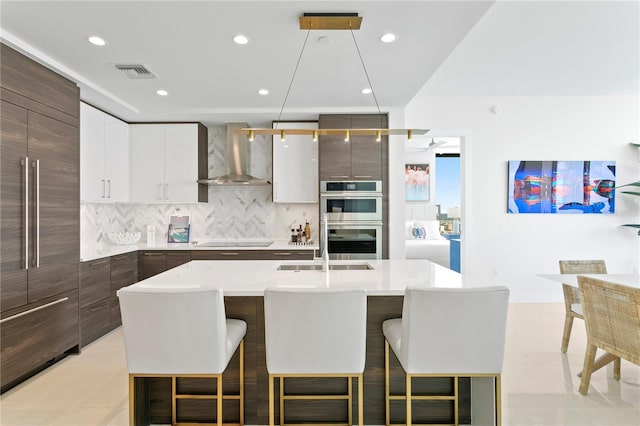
320, 181, 382, 260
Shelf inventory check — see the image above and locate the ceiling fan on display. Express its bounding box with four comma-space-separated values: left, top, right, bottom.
406, 139, 447, 152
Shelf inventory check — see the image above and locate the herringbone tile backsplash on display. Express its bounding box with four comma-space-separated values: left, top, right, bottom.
81, 125, 318, 246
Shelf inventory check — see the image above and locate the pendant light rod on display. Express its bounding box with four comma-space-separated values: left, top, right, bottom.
349, 27, 384, 129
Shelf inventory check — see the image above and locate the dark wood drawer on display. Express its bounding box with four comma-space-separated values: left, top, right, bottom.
141, 251, 167, 279
80, 298, 110, 347
0, 289, 79, 390
110, 252, 136, 291
190, 249, 314, 261
166, 251, 190, 269
80, 258, 110, 308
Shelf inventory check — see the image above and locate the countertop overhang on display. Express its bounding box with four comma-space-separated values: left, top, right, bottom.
121, 259, 487, 296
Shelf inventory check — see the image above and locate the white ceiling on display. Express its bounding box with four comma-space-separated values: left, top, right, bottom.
1, 1, 637, 126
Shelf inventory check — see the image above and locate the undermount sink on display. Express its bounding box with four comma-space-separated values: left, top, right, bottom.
197, 241, 273, 248
277, 263, 374, 271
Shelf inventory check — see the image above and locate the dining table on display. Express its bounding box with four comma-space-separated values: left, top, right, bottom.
537, 273, 640, 384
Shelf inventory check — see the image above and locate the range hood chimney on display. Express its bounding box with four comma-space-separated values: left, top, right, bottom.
198, 123, 271, 186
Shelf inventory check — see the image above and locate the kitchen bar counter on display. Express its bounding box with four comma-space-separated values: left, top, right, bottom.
80, 239, 317, 262
123, 260, 496, 425
129, 258, 470, 296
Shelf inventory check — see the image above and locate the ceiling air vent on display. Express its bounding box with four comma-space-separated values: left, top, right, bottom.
115, 64, 156, 79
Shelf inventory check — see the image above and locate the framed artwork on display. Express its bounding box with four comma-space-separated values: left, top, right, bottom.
507, 160, 615, 214
168, 215, 190, 243
405, 163, 430, 201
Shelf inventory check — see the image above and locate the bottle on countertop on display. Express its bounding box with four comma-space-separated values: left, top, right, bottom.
291, 228, 297, 243
298, 225, 304, 243
304, 221, 311, 241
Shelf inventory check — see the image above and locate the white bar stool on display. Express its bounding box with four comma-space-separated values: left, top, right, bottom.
264, 287, 367, 426
383, 286, 509, 426
118, 286, 247, 426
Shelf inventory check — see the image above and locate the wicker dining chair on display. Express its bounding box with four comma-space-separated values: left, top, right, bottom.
577, 276, 640, 395
558, 260, 607, 353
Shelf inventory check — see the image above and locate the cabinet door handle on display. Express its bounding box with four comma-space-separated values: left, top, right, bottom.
354, 175, 373, 179
0, 297, 69, 324
219, 252, 239, 256
22, 157, 29, 270
102, 179, 106, 198
107, 180, 111, 198
164, 183, 169, 200
144, 253, 164, 257
272, 252, 292, 256
331, 175, 349, 179
157, 183, 163, 200
90, 259, 109, 266
113, 255, 129, 261
34, 160, 40, 268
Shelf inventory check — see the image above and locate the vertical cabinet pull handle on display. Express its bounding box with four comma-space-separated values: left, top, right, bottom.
102, 179, 105, 198
164, 183, 169, 200
23, 157, 29, 270
35, 159, 40, 268
157, 183, 163, 200
107, 180, 111, 198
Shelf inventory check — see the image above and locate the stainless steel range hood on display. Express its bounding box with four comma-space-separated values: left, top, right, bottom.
198, 123, 271, 186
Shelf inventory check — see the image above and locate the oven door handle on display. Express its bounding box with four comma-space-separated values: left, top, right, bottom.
320, 193, 382, 198
326, 221, 383, 227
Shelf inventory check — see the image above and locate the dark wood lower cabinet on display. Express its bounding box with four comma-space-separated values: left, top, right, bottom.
110, 252, 137, 328
0, 289, 79, 391
136, 296, 471, 425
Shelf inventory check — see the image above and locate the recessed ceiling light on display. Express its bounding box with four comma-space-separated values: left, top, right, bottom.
156, 89, 168, 96
258, 89, 269, 96
88, 36, 107, 46
233, 35, 249, 45
380, 33, 397, 43
361, 88, 372, 94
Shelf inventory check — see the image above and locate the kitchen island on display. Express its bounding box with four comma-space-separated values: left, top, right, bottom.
123, 259, 497, 425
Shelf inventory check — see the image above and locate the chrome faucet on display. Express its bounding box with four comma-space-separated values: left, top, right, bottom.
319, 213, 330, 271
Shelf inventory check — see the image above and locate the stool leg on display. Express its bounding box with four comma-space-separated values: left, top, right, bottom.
239, 340, 245, 425
358, 373, 364, 426
279, 377, 284, 426
406, 373, 412, 426
385, 340, 390, 426
496, 374, 502, 426
172, 376, 177, 425
614, 356, 621, 381
348, 376, 353, 425
217, 375, 222, 426
129, 375, 135, 426
454, 376, 459, 426
561, 313, 574, 353
269, 375, 275, 426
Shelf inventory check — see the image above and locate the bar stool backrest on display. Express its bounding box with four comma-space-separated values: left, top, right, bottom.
264, 287, 367, 374
401, 286, 510, 374
118, 286, 229, 374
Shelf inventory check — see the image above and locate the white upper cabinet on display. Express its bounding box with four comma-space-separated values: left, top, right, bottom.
80, 102, 130, 202
272, 121, 318, 203
130, 124, 204, 203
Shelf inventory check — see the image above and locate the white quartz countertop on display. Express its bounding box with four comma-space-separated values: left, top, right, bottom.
81, 240, 317, 262
121, 259, 491, 296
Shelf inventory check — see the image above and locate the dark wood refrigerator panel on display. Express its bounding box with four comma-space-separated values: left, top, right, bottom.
0, 289, 79, 390
1, 43, 80, 392
0, 100, 29, 311
25, 111, 79, 303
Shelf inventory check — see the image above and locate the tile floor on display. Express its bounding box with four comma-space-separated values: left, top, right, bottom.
1, 303, 639, 425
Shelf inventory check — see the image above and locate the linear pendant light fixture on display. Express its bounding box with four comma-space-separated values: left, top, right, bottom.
234, 12, 428, 141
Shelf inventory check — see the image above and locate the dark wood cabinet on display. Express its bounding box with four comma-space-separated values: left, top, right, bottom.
140, 250, 190, 280
0, 290, 79, 391
80, 258, 110, 347
319, 114, 386, 181
190, 249, 314, 261
1, 43, 80, 390
110, 252, 136, 328
166, 251, 191, 269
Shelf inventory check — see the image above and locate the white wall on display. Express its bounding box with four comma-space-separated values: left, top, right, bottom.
402, 95, 640, 302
